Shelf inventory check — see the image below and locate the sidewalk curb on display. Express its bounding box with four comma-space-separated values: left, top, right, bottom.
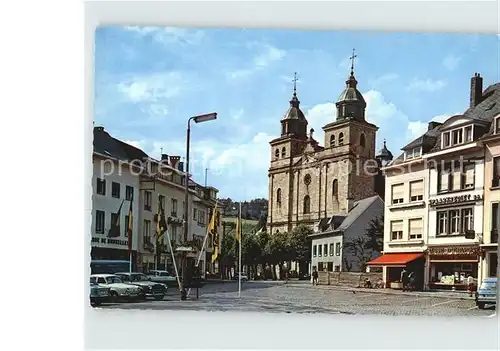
289, 283, 474, 300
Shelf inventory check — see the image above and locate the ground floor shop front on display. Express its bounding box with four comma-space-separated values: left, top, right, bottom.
367, 252, 426, 290
427, 244, 481, 291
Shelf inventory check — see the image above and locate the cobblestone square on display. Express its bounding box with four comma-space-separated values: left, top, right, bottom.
102, 281, 496, 317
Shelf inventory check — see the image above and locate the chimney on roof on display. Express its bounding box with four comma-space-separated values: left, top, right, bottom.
470, 73, 483, 108
428, 121, 442, 131
169, 156, 180, 168
178, 161, 184, 172
161, 154, 169, 161
94, 126, 105, 132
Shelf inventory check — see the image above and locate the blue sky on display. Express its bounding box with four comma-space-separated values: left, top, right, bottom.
94, 27, 498, 201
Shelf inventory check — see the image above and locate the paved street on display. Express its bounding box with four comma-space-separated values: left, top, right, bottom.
99, 281, 496, 317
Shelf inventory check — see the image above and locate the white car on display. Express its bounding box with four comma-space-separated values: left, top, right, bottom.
148, 270, 177, 285
90, 274, 142, 301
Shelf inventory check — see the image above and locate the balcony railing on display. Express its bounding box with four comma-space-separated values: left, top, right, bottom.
491, 230, 498, 244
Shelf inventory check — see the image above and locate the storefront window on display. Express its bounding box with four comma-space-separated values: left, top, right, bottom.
431, 262, 477, 284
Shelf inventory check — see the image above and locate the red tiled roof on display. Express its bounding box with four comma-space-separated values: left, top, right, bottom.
367, 253, 424, 266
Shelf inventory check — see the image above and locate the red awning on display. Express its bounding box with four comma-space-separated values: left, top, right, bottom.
367, 253, 424, 267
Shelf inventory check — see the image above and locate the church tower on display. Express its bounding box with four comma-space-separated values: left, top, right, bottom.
267, 51, 384, 234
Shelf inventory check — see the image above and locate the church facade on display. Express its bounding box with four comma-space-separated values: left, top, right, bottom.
267, 64, 391, 234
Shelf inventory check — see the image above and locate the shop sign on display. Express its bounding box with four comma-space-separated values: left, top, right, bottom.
428, 245, 481, 256
429, 194, 482, 207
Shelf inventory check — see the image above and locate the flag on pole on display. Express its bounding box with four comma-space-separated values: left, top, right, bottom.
235, 211, 242, 243
127, 197, 133, 255
107, 199, 125, 238
209, 205, 219, 263
156, 195, 168, 241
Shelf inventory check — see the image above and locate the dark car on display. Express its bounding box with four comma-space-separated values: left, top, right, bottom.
475, 277, 497, 309
115, 272, 166, 300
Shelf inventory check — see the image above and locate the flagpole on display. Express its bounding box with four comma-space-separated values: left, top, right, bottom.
238, 202, 242, 298
129, 251, 132, 273
164, 229, 182, 290
187, 200, 218, 298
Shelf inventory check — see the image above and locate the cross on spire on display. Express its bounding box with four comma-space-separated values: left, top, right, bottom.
292, 72, 299, 96
349, 48, 357, 76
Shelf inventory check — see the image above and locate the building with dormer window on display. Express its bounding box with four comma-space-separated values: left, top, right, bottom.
368, 73, 500, 291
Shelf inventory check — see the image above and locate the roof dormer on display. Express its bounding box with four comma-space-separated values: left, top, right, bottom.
439, 115, 489, 149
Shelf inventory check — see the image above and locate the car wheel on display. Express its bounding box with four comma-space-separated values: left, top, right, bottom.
110, 290, 119, 302
154, 295, 164, 301
477, 302, 485, 309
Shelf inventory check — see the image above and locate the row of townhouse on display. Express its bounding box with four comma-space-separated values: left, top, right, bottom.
369, 73, 500, 291
91, 126, 219, 275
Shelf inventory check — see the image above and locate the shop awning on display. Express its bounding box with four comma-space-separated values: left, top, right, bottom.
367, 253, 424, 267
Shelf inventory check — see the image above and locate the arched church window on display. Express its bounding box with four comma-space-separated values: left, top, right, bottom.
276, 188, 282, 205
360, 133, 366, 148
330, 134, 336, 147
281, 147, 286, 158
275, 149, 279, 159
303, 195, 311, 214
332, 179, 338, 198
338, 132, 344, 145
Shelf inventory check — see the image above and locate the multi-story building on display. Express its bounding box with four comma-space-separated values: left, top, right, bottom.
91, 126, 145, 269
369, 74, 500, 291
91, 126, 219, 275
373, 124, 441, 290
480, 111, 500, 279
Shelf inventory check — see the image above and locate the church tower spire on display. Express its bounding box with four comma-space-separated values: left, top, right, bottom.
335, 48, 366, 121
280, 72, 307, 138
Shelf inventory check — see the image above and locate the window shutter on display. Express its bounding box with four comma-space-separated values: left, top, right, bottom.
465, 164, 474, 187
410, 180, 423, 197
392, 184, 404, 199
440, 169, 449, 190
391, 221, 403, 232
409, 218, 423, 235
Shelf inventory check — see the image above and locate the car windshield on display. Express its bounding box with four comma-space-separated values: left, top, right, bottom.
159, 272, 170, 277
480, 282, 497, 290
90, 277, 97, 284
106, 276, 122, 284
131, 274, 149, 281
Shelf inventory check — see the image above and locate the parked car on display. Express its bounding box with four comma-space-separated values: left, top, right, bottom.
233, 272, 248, 282
90, 281, 110, 307
147, 270, 178, 286
90, 274, 142, 301
115, 272, 166, 300
475, 277, 497, 309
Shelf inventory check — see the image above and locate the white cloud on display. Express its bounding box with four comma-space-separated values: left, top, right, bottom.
227, 42, 286, 82
369, 73, 399, 88
125, 26, 204, 45
117, 72, 185, 103
442, 54, 461, 71
253, 45, 286, 68
130, 132, 277, 198
407, 78, 447, 92
407, 121, 428, 140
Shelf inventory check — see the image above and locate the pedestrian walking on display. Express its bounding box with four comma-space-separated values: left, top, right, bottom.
408, 272, 415, 292
400, 268, 409, 292
467, 275, 475, 297
312, 269, 319, 286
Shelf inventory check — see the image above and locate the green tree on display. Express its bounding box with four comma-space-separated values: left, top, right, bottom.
265, 231, 291, 279
343, 236, 373, 272
289, 224, 313, 275
220, 231, 236, 279
241, 232, 261, 278
364, 215, 384, 253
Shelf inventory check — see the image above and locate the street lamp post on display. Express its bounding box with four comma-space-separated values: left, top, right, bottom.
180, 112, 217, 300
